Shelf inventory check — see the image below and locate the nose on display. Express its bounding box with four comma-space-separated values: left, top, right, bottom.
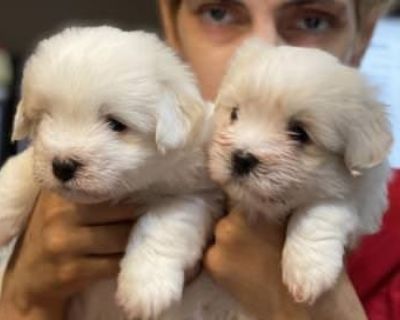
52, 158, 82, 182
252, 17, 283, 46
232, 150, 259, 176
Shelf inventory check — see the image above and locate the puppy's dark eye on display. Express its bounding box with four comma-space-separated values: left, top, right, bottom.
107, 117, 127, 133
288, 121, 310, 144
230, 107, 239, 123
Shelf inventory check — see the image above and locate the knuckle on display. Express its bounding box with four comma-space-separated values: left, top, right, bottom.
43, 228, 68, 255
99, 259, 120, 277
204, 246, 226, 276
57, 262, 80, 285
43, 208, 62, 227
214, 218, 236, 244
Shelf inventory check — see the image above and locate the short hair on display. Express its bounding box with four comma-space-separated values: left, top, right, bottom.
357, 0, 393, 26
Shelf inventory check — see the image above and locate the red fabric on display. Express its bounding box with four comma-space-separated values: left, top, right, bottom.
348, 169, 400, 319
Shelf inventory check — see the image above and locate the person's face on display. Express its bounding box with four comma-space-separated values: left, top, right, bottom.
164, 0, 369, 100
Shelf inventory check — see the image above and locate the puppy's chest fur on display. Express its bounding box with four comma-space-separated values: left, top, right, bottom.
68, 146, 233, 320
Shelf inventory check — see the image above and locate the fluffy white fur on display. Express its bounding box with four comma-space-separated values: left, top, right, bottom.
0, 29, 391, 319
209, 39, 393, 304
0, 26, 231, 320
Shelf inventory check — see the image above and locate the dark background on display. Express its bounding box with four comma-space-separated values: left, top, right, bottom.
0, 1, 160, 55
1, 1, 399, 55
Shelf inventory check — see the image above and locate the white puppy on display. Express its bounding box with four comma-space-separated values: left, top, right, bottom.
0, 26, 222, 320
209, 39, 393, 304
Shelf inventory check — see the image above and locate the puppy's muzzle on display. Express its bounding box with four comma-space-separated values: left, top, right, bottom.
232, 150, 259, 176
52, 158, 82, 182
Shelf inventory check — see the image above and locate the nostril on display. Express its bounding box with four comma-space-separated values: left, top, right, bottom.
232, 150, 259, 176
52, 158, 82, 182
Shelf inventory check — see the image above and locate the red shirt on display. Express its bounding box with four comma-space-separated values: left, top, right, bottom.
348, 169, 400, 319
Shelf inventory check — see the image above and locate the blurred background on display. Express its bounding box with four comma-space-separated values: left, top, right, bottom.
0, 1, 159, 56
0, 1, 399, 166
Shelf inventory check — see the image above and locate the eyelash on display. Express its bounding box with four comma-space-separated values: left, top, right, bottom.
195, 3, 339, 35
290, 11, 337, 33
297, 17, 329, 32
199, 5, 231, 25
196, 2, 249, 27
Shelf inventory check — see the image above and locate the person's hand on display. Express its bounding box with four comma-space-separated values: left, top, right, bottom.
204, 209, 367, 320
204, 208, 306, 319
0, 191, 135, 320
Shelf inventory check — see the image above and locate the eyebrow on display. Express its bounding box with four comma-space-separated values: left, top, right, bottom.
284, 0, 346, 6
286, 0, 335, 3
282, 0, 348, 17
186, 0, 243, 9
185, 0, 346, 11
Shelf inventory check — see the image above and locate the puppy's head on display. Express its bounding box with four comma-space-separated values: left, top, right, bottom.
13, 26, 205, 202
209, 39, 392, 215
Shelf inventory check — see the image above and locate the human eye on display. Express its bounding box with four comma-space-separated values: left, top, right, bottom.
278, 6, 345, 46
285, 9, 336, 34
195, 1, 250, 27
295, 13, 331, 33
199, 4, 234, 25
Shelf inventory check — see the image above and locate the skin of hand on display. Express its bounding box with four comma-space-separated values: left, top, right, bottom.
204, 209, 367, 320
204, 209, 304, 319
0, 191, 135, 320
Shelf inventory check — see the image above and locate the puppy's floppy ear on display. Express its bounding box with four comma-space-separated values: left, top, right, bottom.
155, 86, 205, 153
11, 99, 33, 141
344, 98, 392, 176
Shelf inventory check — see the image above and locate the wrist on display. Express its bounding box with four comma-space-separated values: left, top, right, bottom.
0, 302, 65, 320
270, 302, 310, 320
1, 269, 66, 320
267, 288, 310, 320
0, 292, 66, 320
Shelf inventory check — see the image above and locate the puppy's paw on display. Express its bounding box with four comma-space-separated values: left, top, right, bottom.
116, 258, 184, 320
282, 240, 342, 304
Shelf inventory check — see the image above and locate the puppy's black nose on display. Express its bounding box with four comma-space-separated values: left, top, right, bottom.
52, 158, 81, 182
232, 150, 259, 176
